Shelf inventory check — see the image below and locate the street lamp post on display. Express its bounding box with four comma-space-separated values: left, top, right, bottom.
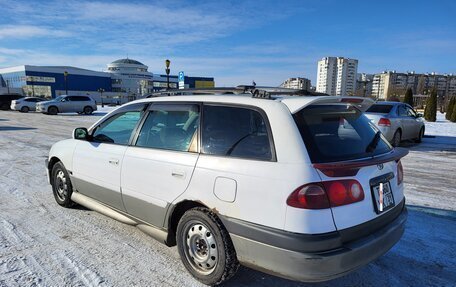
98, 88, 105, 107
64, 71, 69, 95
165, 59, 171, 90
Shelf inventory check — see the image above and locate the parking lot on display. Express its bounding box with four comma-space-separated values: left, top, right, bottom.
0, 109, 455, 287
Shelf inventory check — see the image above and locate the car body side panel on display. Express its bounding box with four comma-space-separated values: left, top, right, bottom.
121, 147, 199, 227
48, 139, 79, 173
71, 141, 127, 211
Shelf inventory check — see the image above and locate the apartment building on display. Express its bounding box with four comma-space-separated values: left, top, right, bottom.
355, 73, 374, 97
371, 71, 456, 100
280, 77, 311, 90
316, 57, 358, 96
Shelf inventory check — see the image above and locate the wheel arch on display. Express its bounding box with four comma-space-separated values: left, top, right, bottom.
47, 156, 61, 185
165, 200, 210, 246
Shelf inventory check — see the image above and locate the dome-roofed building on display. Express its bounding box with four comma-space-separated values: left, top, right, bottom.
107, 58, 153, 97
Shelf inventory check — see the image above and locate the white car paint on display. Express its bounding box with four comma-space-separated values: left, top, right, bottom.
47, 94, 407, 283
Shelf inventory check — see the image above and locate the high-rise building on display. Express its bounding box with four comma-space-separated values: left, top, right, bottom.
355, 73, 374, 97
370, 71, 456, 100
280, 77, 311, 90
316, 57, 358, 96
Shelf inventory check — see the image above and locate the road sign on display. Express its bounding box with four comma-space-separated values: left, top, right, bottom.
178, 71, 185, 89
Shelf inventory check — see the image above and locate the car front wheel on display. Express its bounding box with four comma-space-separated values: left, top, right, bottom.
51, 162, 75, 208
176, 207, 239, 285
48, 106, 58, 115
415, 127, 424, 143
83, 106, 93, 115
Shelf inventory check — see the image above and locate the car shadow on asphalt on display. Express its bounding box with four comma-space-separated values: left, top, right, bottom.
400, 135, 456, 153
224, 205, 456, 287
0, 126, 37, 131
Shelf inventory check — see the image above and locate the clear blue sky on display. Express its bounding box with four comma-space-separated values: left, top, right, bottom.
0, 0, 455, 86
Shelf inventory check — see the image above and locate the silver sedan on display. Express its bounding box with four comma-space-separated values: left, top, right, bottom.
364, 102, 425, 146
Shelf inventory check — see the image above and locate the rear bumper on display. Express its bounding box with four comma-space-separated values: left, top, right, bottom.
225, 203, 407, 282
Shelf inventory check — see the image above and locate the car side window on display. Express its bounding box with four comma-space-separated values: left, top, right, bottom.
397, 105, 408, 117
135, 104, 199, 152
92, 106, 144, 145
202, 105, 273, 161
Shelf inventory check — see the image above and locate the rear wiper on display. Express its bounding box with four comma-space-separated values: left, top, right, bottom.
365, 131, 382, 153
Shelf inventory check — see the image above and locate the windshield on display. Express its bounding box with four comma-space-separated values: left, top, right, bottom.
366, 104, 393, 114
293, 104, 392, 163
52, 96, 65, 101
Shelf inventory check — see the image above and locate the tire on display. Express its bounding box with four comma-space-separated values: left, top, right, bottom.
83, 106, 93, 115
51, 162, 75, 208
0, 103, 9, 110
392, 130, 401, 147
176, 207, 239, 285
48, 106, 58, 115
415, 127, 424, 143
20, 106, 30, 113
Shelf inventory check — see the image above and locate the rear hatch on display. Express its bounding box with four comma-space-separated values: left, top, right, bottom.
291, 100, 407, 232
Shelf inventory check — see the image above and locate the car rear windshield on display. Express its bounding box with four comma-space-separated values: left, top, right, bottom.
293, 104, 392, 163
366, 104, 393, 113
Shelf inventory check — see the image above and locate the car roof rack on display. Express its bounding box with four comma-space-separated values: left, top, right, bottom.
148, 86, 329, 99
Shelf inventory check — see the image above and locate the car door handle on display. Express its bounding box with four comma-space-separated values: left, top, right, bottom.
108, 159, 119, 165
172, 171, 185, 178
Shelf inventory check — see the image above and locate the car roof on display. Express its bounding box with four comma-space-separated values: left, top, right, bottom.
373, 101, 403, 106
130, 94, 373, 114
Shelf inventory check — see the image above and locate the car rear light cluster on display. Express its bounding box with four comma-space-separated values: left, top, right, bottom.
397, 160, 403, 185
287, 180, 365, 209
378, 118, 391, 127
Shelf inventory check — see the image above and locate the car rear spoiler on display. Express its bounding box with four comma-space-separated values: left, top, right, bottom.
313, 147, 409, 177
283, 96, 375, 114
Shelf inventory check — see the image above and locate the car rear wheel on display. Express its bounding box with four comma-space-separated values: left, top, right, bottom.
51, 162, 75, 208
177, 207, 239, 285
83, 106, 93, 115
48, 106, 58, 115
20, 106, 29, 113
415, 127, 424, 143
392, 130, 401, 147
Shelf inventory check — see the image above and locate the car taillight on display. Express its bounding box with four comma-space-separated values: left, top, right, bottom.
286, 184, 330, 209
378, 118, 391, 126
287, 180, 365, 209
397, 160, 403, 185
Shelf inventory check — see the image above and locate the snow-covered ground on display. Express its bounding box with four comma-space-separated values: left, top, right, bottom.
0, 110, 455, 287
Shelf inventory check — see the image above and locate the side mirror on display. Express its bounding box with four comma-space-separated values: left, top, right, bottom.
416, 113, 423, 118
73, 127, 89, 140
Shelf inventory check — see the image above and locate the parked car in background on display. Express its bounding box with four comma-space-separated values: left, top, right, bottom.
36, 95, 97, 115
46, 92, 407, 285
0, 93, 22, 110
365, 102, 425, 146
10, 97, 47, 112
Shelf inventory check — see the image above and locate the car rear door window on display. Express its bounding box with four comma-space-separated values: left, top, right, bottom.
397, 105, 408, 117
294, 104, 392, 163
135, 104, 200, 152
202, 105, 273, 161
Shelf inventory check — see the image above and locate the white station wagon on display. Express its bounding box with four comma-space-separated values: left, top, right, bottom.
46, 89, 408, 285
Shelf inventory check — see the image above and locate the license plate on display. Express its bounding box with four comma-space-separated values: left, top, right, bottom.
371, 181, 395, 213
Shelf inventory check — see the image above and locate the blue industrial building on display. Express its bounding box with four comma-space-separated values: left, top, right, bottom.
0, 65, 112, 98
0, 59, 215, 100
